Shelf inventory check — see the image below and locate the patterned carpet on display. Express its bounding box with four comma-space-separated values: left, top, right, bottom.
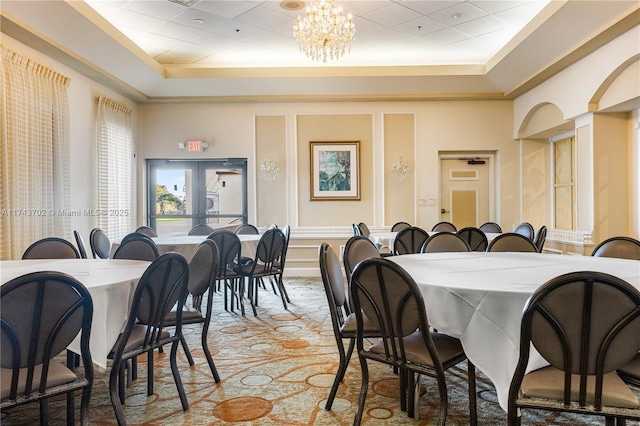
2, 277, 638, 425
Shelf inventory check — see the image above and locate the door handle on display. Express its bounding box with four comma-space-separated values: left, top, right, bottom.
441, 208, 449, 214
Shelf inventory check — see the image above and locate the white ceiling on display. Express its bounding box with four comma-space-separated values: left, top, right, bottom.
1, 0, 638, 102
84, 0, 549, 68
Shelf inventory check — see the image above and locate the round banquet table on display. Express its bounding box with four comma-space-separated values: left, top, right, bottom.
389, 251, 640, 411
370, 231, 500, 250
1, 258, 150, 370
110, 233, 261, 261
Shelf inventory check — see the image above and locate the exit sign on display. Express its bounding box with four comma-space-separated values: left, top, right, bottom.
187, 140, 203, 152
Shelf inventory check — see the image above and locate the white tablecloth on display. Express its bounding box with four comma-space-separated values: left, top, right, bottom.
370, 231, 500, 250
390, 252, 640, 411
110, 234, 261, 261
1, 259, 150, 369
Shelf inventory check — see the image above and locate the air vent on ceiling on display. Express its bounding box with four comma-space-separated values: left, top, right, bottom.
168, 0, 199, 7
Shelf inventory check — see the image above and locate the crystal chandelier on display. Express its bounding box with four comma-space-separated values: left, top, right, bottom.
391, 155, 410, 181
293, 0, 356, 63
260, 157, 279, 182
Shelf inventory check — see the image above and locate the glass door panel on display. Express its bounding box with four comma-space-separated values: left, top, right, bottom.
148, 159, 247, 235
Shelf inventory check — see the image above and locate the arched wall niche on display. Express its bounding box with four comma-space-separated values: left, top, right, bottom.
590, 55, 640, 112
518, 102, 573, 140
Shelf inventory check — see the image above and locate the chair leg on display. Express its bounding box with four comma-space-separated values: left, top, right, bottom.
148, 350, 154, 396
180, 335, 195, 366
170, 338, 189, 411
66, 390, 75, 426
467, 360, 477, 426
326, 338, 355, 410
109, 360, 128, 426
407, 370, 415, 417
201, 321, 221, 383
80, 386, 91, 426
399, 368, 407, 412
39, 399, 49, 425
353, 356, 370, 426
279, 274, 291, 303
413, 373, 421, 420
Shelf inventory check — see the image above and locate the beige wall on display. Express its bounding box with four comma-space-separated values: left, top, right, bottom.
384, 114, 415, 226
255, 115, 287, 228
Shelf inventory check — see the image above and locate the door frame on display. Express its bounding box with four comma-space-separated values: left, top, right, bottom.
438, 152, 497, 224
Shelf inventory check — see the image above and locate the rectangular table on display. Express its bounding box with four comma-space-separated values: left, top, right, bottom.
1, 259, 150, 369
390, 251, 640, 411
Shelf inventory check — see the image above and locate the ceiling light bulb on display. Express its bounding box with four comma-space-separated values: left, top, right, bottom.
451, 13, 465, 19
192, 18, 204, 24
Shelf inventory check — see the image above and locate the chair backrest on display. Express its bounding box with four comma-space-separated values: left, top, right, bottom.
591, 236, 640, 260
487, 232, 538, 253
358, 223, 371, 238
343, 236, 381, 283
279, 224, 291, 267
22, 237, 80, 259
135, 225, 158, 237
431, 221, 457, 232
89, 228, 111, 259
207, 230, 242, 276
479, 222, 502, 233
350, 257, 434, 361
73, 230, 88, 259
253, 227, 286, 268
513, 222, 534, 240
421, 232, 471, 253
533, 225, 547, 253
456, 227, 488, 252
510, 271, 640, 410
112, 253, 189, 355
393, 226, 430, 255
188, 224, 215, 236
235, 224, 259, 235
319, 243, 351, 334
113, 235, 159, 261
352, 224, 362, 236
391, 221, 411, 232
187, 240, 218, 311
1, 271, 93, 401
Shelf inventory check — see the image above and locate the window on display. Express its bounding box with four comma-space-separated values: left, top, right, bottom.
553, 136, 576, 230
97, 96, 135, 239
0, 47, 71, 259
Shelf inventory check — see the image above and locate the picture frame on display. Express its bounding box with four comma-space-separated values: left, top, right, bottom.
310, 141, 360, 201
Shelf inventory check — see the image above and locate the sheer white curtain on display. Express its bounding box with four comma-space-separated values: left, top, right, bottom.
97, 96, 135, 240
0, 47, 71, 260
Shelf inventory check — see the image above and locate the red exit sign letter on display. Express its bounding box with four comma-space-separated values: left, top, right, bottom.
187, 140, 202, 152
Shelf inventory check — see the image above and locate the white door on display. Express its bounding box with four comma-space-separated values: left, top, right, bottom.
440, 157, 492, 228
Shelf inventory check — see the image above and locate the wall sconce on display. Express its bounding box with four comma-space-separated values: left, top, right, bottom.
260, 156, 279, 181
391, 155, 410, 181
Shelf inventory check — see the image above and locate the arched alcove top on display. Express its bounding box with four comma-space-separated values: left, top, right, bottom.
518, 102, 573, 140
590, 54, 640, 112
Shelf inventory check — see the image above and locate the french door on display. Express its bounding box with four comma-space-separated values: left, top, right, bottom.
147, 159, 247, 235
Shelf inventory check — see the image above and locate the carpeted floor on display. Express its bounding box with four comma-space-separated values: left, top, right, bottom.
2, 277, 638, 425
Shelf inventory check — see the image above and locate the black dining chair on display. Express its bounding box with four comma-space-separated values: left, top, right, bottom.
1, 271, 94, 425
108, 252, 190, 425
89, 228, 111, 259
513, 222, 534, 240
350, 257, 477, 425
113, 234, 159, 261
237, 228, 286, 316
394, 226, 430, 255
343, 235, 381, 284
188, 224, 215, 236
235, 224, 260, 235
591, 236, 640, 260
22, 237, 80, 259
391, 221, 412, 232
457, 227, 489, 252
164, 240, 220, 382
431, 221, 457, 232
74, 230, 89, 259
135, 225, 158, 237
421, 231, 471, 253
487, 233, 537, 253
508, 271, 640, 425
479, 222, 502, 233
318, 243, 380, 410
532, 225, 547, 253
208, 230, 244, 315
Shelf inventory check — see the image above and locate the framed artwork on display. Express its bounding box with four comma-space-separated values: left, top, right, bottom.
310, 141, 360, 200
